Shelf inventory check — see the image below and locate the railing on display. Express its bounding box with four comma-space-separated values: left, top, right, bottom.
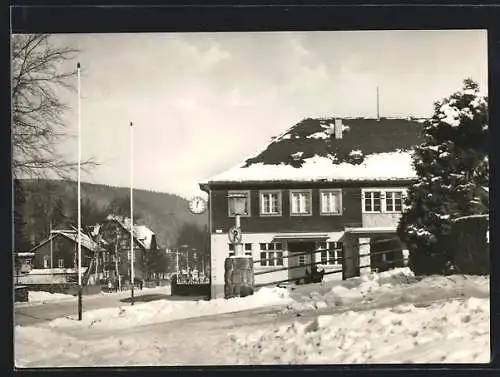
251, 237, 405, 288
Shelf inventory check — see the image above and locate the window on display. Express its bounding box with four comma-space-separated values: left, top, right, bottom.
320, 189, 342, 215
259, 243, 283, 266
58, 258, 64, 268
43, 256, 49, 269
362, 189, 406, 213
385, 191, 403, 212
298, 255, 306, 266
318, 242, 342, 266
229, 243, 252, 257
260, 191, 282, 216
228, 190, 251, 217
364, 191, 382, 212
290, 190, 312, 215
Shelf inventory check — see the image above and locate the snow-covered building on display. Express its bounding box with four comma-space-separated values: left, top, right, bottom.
98, 215, 158, 283
200, 117, 426, 298
30, 229, 101, 270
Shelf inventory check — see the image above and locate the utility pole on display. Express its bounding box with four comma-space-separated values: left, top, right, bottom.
50, 221, 53, 268
176, 249, 179, 276
115, 231, 121, 291
376, 85, 380, 121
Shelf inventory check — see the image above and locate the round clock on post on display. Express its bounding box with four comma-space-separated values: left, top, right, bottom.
188, 196, 207, 214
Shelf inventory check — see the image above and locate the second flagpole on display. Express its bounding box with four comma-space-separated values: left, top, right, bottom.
130, 121, 135, 306
77, 62, 83, 321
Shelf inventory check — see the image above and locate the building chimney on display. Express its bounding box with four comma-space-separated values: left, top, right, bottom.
334, 119, 343, 139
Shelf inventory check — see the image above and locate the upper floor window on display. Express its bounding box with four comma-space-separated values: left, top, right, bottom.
228, 190, 251, 217
385, 191, 403, 212
290, 190, 312, 215
320, 189, 342, 215
362, 189, 406, 213
260, 190, 282, 216
364, 191, 382, 212
58, 258, 64, 268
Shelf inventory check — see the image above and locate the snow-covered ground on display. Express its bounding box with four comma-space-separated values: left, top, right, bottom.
16, 285, 172, 308
27, 291, 75, 304
45, 287, 291, 330
15, 268, 490, 367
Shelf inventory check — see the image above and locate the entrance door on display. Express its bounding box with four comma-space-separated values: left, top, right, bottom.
287, 241, 316, 281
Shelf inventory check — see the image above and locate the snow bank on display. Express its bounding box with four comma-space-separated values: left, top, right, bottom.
287, 268, 417, 311
230, 297, 490, 364
284, 268, 489, 314
28, 291, 75, 303
47, 286, 292, 330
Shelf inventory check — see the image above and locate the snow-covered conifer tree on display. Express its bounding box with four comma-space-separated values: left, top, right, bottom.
397, 79, 488, 274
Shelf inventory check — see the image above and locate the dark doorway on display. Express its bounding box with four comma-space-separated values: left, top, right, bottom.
370, 236, 404, 272
287, 241, 316, 280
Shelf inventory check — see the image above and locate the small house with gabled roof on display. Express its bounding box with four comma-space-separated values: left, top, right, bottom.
200, 116, 426, 298
30, 229, 101, 270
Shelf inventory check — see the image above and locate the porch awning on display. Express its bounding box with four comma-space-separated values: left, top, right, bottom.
344, 227, 397, 234
273, 232, 344, 242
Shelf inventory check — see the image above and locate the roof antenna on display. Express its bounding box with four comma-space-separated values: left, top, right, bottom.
376, 86, 380, 122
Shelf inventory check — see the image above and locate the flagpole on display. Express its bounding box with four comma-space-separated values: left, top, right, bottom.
77, 62, 83, 321
130, 121, 135, 305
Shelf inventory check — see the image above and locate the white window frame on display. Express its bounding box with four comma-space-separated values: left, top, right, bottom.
362, 190, 383, 213
320, 189, 343, 216
298, 254, 306, 266
259, 190, 282, 216
362, 188, 407, 213
228, 190, 251, 218
259, 243, 283, 266
290, 189, 313, 216
318, 242, 342, 266
43, 256, 49, 269
58, 258, 64, 268
384, 190, 404, 213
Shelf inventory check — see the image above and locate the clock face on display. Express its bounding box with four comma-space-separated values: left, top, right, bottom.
188, 196, 207, 214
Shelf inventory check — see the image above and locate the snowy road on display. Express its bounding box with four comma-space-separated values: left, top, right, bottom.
14, 286, 191, 326
15, 270, 490, 366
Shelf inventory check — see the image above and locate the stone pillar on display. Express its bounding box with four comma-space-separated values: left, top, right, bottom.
359, 237, 371, 276
341, 235, 356, 280
224, 255, 254, 299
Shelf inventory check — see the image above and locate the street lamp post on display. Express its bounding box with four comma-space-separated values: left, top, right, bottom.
225, 193, 254, 299
228, 193, 247, 257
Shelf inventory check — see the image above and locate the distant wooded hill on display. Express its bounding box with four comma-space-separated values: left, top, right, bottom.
17, 179, 208, 249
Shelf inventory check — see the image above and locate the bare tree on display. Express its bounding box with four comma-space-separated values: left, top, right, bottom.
11, 34, 96, 179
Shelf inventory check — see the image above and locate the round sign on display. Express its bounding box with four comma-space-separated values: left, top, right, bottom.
228, 226, 242, 244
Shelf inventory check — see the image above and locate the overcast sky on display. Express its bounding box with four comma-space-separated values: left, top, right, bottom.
50, 30, 487, 199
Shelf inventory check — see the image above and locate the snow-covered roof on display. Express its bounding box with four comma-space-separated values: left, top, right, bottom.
135, 225, 156, 250
202, 117, 426, 185
105, 215, 156, 250
53, 230, 102, 252
30, 230, 102, 253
